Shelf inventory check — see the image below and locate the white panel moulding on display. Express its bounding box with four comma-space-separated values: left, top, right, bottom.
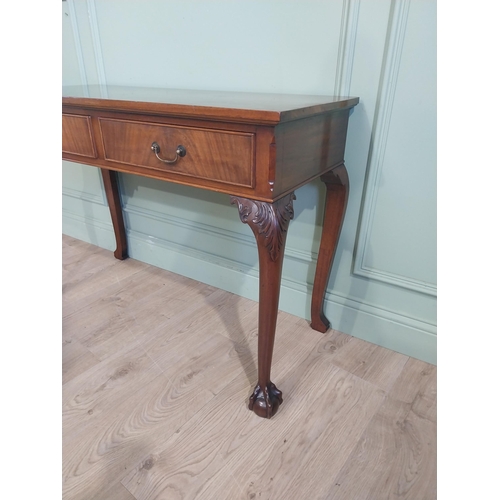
62, 187, 107, 205
334, 0, 360, 97
119, 201, 436, 337
66, 0, 89, 92
352, 0, 436, 297
87, 0, 108, 96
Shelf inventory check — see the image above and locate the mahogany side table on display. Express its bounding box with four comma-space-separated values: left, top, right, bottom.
62, 86, 359, 418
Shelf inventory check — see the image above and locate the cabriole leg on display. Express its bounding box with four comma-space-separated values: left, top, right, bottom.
231, 193, 295, 418
101, 168, 128, 260
310, 164, 349, 332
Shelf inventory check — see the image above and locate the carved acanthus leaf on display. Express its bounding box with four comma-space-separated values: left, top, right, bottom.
230, 196, 252, 223
230, 194, 295, 261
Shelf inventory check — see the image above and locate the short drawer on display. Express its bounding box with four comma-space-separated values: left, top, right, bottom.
98, 118, 255, 188
62, 114, 97, 158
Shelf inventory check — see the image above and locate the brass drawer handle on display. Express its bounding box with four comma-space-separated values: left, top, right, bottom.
151, 142, 186, 164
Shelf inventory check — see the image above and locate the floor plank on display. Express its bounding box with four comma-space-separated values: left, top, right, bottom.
62, 337, 100, 385
62, 235, 437, 500
327, 396, 437, 500
120, 326, 329, 500
327, 334, 409, 391
390, 357, 437, 422
193, 359, 386, 500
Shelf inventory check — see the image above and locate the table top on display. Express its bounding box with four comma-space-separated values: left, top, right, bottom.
63, 85, 359, 125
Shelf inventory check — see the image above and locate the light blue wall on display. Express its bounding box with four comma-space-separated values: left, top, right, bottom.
62, 0, 437, 364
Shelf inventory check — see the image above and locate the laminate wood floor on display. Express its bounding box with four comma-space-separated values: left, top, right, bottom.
62, 235, 437, 500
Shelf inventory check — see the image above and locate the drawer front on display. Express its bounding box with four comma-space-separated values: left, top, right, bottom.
99, 118, 255, 188
62, 114, 97, 158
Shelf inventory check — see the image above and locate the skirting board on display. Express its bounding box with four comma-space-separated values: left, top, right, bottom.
63, 210, 437, 365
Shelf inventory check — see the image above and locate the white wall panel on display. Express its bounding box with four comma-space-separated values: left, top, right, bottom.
93, 0, 345, 94
353, 0, 437, 296
62, 0, 437, 364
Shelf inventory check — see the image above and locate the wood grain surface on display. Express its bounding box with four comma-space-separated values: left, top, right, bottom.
62, 85, 359, 125
62, 235, 436, 500
63, 87, 358, 203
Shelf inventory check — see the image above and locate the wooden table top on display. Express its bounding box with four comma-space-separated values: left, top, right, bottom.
62, 85, 359, 125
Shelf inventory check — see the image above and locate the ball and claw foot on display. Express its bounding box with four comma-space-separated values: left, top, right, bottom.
248, 382, 283, 418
